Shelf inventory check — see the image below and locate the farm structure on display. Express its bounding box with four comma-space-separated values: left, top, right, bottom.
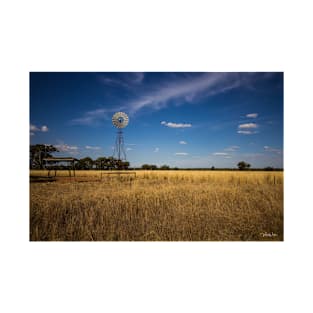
43, 157, 78, 177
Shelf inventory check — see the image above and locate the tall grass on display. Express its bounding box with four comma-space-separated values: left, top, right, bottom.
30, 170, 283, 241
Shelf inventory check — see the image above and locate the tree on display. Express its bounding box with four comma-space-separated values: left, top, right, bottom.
115, 160, 130, 170
94, 157, 130, 170
30, 144, 58, 169
95, 157, 107, 170
211, 166, 215, 170
121, 161, 130, 170
237, 161, 251, 170
141, 164, 158, 170
105, 157, 116, 170
160, 165, 170, 170
77, 157, 94, 170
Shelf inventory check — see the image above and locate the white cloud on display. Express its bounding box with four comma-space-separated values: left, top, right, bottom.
238, 123, 258, 129
161, 121, 192, 128
246, 113, 258, 118
224, 145, 240, 151
179, 141, 187, 144
213, 152, 229, 156
85, 145, 101, 150
99, 73, 144, 87
237, 130, 256, 135
30, 123, 49, 134
131, 72, 145, 84
70, 108, 118, 126
237, 122, 258, 135
264, 146, 282, 154
128, 73, 244, 114
72, 73, 267, 126
175, 152, 189, 156
30, 124, 39, 131
154, 147, 159, 152
55, 144, 78, 152
126, 147, 133, 151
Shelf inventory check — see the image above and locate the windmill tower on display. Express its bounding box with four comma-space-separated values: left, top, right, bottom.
112, 112, 129, 161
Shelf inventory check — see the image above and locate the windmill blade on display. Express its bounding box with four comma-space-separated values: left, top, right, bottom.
112, 112, 129, 128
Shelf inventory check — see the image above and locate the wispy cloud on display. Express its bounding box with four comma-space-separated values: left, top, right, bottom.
179, 141, 187, 144
128, 73, 242, 114
237, 122, 258, 135
175, 152, 189, 156
246, 113, 258, 118
85, 145, 101, 150
98, 72, 145, 88
71, 73, 265, 126
154, 147, 159, 152
264, 146, 282, 154
213, 152, 229, 156
30, 124, 39, 131
237, 130, 256, 135
55, 144, 78, 151
126, 147, 133, 151
131, 72, 145, 84
224, 145, 240, 151
238, 123, 258, 129
30, 123, 49, 134
161, 121, 192, 128
70, 108, 118, 126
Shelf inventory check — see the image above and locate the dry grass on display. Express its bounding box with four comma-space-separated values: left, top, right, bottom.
30, 170, 283, 241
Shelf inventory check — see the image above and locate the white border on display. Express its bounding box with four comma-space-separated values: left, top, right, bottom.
1, 1, 312, 312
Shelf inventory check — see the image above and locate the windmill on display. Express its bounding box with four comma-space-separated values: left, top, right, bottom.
112, 112, 129, 161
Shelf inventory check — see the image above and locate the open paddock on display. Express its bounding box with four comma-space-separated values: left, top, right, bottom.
30, 170, 283, 241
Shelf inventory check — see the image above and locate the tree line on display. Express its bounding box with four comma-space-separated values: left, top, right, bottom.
30, 144, 281, 171
30, 144, 129, 170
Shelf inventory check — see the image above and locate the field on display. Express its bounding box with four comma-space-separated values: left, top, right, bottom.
30, 170, 283, 241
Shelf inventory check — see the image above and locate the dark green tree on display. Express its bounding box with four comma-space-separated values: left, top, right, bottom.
237, 161, 251, 170
106, 157, 117, 170
78, 157, 94, 170
30, 144, 58, 169
120, 161, 130, 170
95, 157, 107, 170
141, 164, 158, 170
160, 165, 170, 170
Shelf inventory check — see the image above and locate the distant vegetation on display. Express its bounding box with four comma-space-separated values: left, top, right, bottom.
30, 144, 129, 170
237, 161, 251, 170
30, 144, 283, 171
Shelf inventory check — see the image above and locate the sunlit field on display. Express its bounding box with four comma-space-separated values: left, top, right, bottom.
30, 170, 283, 241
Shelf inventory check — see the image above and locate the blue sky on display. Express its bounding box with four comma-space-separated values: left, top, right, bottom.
30, 72, 283, 168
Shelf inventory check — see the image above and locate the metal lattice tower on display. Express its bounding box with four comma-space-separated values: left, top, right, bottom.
112, 112, 129, 161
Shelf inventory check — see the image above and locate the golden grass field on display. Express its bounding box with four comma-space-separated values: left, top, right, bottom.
30, 170, 283, 241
